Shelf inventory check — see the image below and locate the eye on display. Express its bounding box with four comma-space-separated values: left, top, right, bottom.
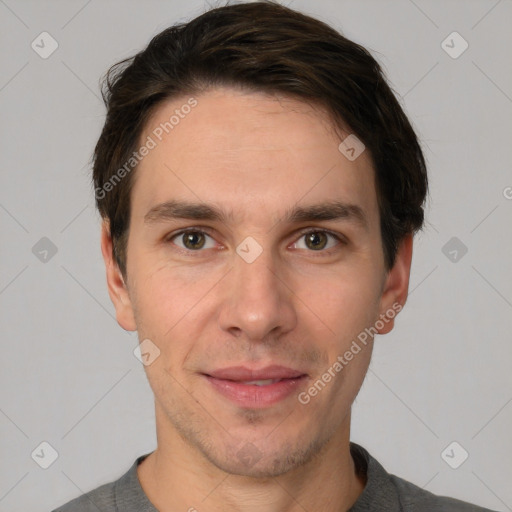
166, 228, 344, 254
291, 229, 343, 251
168, 229, 217, 251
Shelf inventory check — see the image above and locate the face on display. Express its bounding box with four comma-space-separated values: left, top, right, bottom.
102, 87, 411, 478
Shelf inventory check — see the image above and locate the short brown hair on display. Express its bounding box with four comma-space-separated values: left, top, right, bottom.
93, 0, 428, 277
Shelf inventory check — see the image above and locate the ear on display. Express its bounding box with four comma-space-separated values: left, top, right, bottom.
375, 233, 413, 335
100, 221, 137, 331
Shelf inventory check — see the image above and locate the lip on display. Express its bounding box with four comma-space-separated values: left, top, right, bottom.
203, 365, 308, 408
206, 365, 306, 381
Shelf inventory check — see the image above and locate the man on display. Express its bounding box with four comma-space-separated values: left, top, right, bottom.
53, 1, 497, 510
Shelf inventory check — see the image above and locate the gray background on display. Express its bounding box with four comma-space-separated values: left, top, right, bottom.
1, 0, 511, 510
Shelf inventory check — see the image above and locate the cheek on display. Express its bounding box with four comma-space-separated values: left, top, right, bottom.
300, 269, 381, 340
308, 279, 377, 401
131, 259, 215, 330
129, 261, 225, 377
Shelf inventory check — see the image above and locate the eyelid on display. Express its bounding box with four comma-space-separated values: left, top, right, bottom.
165, 225, 216, 240
294, 227, 347, 244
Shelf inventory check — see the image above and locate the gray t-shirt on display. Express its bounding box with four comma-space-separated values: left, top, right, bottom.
52, 443, 497, 511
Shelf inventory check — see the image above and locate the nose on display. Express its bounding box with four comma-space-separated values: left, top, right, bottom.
217, 246, 297, 343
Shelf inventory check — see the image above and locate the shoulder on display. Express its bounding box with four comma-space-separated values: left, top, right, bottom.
349, 442, 498, 512
390, 473, 498, 512
51, 452, 153, 512
51, 480, 116, 512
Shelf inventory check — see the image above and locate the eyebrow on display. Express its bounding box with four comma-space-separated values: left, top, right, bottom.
144, 199, 369, 230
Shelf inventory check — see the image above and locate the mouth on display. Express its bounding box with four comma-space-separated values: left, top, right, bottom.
202, 365, 308, 408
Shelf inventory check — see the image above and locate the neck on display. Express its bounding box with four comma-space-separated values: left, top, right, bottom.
137, 405, 366, 512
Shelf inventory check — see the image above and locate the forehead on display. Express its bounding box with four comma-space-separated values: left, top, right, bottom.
132, 87, 379, 230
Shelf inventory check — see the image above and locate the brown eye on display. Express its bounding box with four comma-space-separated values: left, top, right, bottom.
169, 230, 217, 251
305, 231, 328, 250
182, 231, 206, 250
291, 230, 342, 252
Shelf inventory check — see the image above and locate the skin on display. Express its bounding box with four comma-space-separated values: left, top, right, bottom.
101, 87, 413, 511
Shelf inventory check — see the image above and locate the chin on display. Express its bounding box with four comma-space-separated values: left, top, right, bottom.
199, 433, 329, 479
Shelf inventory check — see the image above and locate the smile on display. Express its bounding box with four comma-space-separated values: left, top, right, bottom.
202, 365, 308, 408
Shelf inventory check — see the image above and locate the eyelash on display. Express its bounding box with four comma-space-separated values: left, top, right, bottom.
165, 227, 346, 255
